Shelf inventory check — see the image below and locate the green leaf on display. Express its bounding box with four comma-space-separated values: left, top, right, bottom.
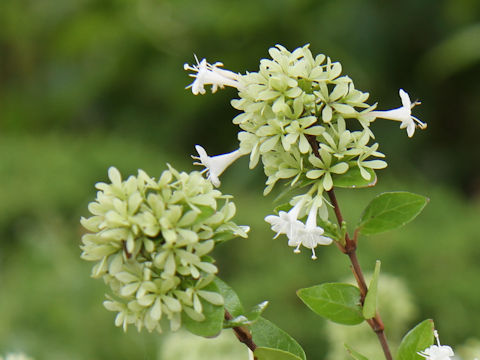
344, 344, 370, 360
397, 319, 434, 360
251, 317, 306, 360
182, 282, 224, 337
254, 347, 303, 360
363, 260, 381, 319
214, 278, 268, 328
297, 283, 364, 325
357, 192, 429, 235
333, 167, 377, 188
214, 277, 244, 317
225, 301, 269, 328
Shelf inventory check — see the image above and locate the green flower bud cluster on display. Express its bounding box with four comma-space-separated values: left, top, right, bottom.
80, 166, 248, 333
232, 44, 387, 195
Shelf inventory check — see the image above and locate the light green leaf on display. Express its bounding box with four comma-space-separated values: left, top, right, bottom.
333, 167, 377, 188
251, 318, 306, 360
363, 260, 381, 319
357, 192, 429, 235
397, 319, 434, 360
297, 283, 364, 325
225, 301, 269, 328
345, 344, 370, 360
254, 347, 303, 360
182, 282, 224, 337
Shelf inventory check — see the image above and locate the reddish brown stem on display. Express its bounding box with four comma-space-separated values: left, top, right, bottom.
225, 309, 257, 359
327, 189, 393, 360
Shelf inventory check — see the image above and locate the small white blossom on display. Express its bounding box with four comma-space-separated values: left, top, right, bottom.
192, 145, 244, 187
370, 89, 427, 137
418, 330, 454, 360
184, 56, 242, 95
292, 205, 333, 260
265, 201, 332, 259
265, 199, 305, 240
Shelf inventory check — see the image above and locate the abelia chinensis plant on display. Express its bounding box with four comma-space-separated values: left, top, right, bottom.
80, 44, 468, 360
81, 166, 248, 333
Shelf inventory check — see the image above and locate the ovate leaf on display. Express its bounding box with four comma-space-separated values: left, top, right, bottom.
251, 317, 306, 360
297, 283, 364, 325
397, 319, 434, 360
362, 260, 381, 319
357, 192, 429, 235
213, 277, 244, 317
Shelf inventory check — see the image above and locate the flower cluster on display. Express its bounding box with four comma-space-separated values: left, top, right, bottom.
229, 44, 389, 195
184, 44, 425, 260
265, 197, 332, 259
80, 166, 248, 333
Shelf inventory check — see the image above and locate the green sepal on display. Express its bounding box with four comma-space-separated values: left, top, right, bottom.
297, 283, 364, 325
193, 205, 216, 224
357, 191, 429, 235
273, 202, 291, 214
251, 317, 306, 360
333, 167, 377, 188
344, 344, 370, 360
397, 319, 435, 360
182, 282, 224, 337
362, 260, 381, 319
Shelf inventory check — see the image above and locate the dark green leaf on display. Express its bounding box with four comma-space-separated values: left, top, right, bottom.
297, 283, 364, 325
213, 277, 244, 317
182, 282, 224, 337
345, 344, 370, 360
254, 347, 303, 360
357, 192, 429, 235
333, 167, 377, 188
363, 260, 381, 319
397, 319, 434, 360
251, 317, 306, 360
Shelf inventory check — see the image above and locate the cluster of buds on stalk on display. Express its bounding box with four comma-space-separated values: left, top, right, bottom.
184, 44, 425, 259
80, 166, 248, 332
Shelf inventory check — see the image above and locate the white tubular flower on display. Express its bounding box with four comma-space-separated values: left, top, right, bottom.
265, 199, 305, 240
184, 56, 242, 95
418, 330, 454, 360
370, 89, 427, 137
292, 205, 333, 260
192, 145, 244, 187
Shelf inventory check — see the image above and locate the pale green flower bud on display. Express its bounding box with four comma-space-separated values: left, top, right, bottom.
81, 166, 249, 333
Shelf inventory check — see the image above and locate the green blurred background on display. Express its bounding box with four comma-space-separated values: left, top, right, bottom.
1, 0, 479, 359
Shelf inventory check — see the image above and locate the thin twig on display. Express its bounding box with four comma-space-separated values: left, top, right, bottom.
225, 309, 257, 359
327, 189, 393, 360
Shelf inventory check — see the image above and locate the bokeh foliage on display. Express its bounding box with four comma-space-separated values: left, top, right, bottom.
0, 0, 480, 359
